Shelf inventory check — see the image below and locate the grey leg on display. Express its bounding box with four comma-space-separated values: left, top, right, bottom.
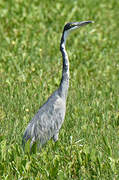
53, 132, 59, 142
30, 137, 35, 150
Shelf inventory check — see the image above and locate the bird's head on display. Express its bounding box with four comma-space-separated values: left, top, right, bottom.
63, 21, 94, 32
60, 20, 94, 48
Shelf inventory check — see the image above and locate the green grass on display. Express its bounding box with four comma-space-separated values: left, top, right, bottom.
0, 0, 119, 179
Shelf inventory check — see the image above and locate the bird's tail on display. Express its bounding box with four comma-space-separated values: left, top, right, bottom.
22, 129, 30, 151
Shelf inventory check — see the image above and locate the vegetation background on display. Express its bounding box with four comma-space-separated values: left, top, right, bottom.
0, 0, 119, 179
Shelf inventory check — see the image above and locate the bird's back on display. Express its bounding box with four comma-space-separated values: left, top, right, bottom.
23, 89, 66, 147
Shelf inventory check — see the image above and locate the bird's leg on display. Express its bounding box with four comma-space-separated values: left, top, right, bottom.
53, 132, 59, 142
30, 137, 36, 151
37, 143, 42, 152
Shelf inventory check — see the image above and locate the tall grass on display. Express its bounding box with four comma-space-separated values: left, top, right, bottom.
0, 0, 119, 179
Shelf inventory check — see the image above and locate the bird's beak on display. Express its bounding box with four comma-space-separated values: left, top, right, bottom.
73, 21, 94, 28
78, 21, 94, 26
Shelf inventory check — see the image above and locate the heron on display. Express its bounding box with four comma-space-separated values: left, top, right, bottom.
22, 21, 93, 151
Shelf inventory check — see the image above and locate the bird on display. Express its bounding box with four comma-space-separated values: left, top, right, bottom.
22, 21, 93, 151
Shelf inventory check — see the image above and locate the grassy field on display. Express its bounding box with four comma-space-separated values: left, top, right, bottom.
0, 0, 119, 179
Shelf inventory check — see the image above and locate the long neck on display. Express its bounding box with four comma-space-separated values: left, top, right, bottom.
59, 30, 70, 100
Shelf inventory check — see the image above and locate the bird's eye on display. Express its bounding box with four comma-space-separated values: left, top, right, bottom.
70, 24, 75, 28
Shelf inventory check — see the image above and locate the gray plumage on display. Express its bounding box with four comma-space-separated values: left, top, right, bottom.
22, 21, 93, 151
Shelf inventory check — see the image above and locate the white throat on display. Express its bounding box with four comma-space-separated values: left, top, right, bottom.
63, 30, 70, 45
